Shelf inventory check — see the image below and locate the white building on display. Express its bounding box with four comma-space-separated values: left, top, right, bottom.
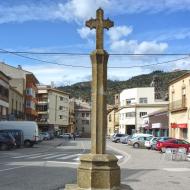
37, 85, 69, 133
118, 87, 168, 135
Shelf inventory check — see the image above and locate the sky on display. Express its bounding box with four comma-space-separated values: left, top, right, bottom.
0, 0, 190, 86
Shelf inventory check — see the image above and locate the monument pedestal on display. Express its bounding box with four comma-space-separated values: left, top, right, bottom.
65, 154, 120, 190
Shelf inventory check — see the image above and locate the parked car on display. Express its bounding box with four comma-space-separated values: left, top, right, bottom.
59, 133, 73, 139
0, 133, 16, 150
128, 134, 153, 146
120, 135, 132, 144
131, 136, 153, 148
40, 132, 50, 140
0, 121, 39, 147
145, 137, 160, 149
156, 138, 190, 152
111, 133, 126, 143
0, 129, 24, 148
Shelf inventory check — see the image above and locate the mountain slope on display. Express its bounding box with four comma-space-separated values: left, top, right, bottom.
58, 70, 188, 104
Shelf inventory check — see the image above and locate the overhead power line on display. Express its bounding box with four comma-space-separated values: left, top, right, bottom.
0, 49, 190, 56
0, 48, 189, 69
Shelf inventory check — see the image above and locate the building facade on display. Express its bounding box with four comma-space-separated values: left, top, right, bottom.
37, 85, 69, 133
0, 62, 39, 120
107, 108, 119, 136
119, 87, 168, 135
75, 100, 91, 137
169, 73, 190, 142
9, 86, 24, 120
68, 99, 75, 133
142, 108, 169, 137
0, 71, 9, 120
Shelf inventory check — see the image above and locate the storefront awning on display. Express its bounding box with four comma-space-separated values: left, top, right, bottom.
171, 123, 187, 128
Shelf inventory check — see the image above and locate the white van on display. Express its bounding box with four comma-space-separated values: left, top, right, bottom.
0, 121, 39, 147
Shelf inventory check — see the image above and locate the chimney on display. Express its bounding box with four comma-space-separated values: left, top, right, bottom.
17, 65, 22, 70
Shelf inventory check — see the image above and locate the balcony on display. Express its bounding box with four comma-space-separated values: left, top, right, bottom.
170, 98, 187, 113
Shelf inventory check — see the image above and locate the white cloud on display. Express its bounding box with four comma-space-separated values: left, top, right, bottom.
1, 0, 190, 24
134, 41, 168, 54
107, 26, 133, 41
77, 27, 95, 39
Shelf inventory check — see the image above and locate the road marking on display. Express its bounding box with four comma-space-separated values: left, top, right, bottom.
13, 153, 43, 159
162, 168, 190, 172
27, 153, 54, 159
42, 154, 67, 159
0, 165, 26, 172
57, 154, 82, 160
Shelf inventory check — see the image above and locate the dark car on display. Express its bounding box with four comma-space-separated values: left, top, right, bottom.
0, 129, 24, 148
0, 133, 16, 150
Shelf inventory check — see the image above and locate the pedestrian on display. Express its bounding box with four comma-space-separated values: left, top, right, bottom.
73, 133, 76, 141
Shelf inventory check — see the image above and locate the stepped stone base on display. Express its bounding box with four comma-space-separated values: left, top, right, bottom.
64, 154, 121, 190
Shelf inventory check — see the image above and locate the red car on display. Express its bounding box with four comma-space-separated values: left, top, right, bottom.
156, 139, 190, 152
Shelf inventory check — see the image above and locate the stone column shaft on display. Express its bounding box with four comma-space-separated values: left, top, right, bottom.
90, 49, 109, 154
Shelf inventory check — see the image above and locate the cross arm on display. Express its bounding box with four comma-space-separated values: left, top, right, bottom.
86, 18, 97, 30
103, 18, 114, 30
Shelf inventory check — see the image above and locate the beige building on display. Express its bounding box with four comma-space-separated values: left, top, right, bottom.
169, 72, 190, 142
37, 85, 69, 133
0, 71, 9, 120
9, 86, 24, 120
0, 62, 39, 120
68, 98, 75, 133
107, 108, 119, 136
75, 99, 91, 137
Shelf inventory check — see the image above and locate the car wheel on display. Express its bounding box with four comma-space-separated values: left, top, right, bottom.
24, 140, 31, 147
133, 143, 139, 148
44, 137, 48, 140
0, 143, 8, 151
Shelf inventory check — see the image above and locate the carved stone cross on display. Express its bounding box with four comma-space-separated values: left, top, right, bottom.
86, 8, 114, 50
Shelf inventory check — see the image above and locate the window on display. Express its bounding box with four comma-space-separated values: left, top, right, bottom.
82, 120, 89, 124
59, 115, 63, 119
109, 114, 112, 122
60, 97, 63, 101
86, 113, 89, 117
126, 112, 135, 117
139, 112, 147, 117
26, 100, 31, 108
82, 113, 85, 117
59, 106, 63, 110
139, 98, 147, 104
182, 128, 188, 139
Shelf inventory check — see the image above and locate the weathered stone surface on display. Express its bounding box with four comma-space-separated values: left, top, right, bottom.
77, 154, 120, 189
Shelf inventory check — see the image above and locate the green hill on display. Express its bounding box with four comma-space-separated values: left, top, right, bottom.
58, 70, 188, 104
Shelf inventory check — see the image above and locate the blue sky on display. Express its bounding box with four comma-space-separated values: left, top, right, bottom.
0, 0, 190, 85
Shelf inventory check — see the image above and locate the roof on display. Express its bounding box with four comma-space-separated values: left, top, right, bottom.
48, 88, 70, 96
168, 72, 190, 85
0, 70, 11, 80
148, 108, 168, 117
26, 73, 39, 84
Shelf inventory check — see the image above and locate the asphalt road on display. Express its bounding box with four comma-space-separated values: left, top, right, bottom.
0, 138, 190, 190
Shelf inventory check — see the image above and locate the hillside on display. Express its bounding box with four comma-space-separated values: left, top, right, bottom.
58, 70, 188, 104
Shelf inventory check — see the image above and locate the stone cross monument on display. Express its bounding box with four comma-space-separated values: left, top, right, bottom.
65, 8, 121, 190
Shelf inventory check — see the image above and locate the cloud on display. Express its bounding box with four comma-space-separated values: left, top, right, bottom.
77, 27, 95, 39
1, 0, 190, 24
107, 26, 133, 41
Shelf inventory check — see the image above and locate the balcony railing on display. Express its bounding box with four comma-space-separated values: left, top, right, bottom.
170, 98, 187, 112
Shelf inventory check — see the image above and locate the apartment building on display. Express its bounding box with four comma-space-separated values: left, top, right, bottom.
68, 99, 75, 133
37, 85, 69, 133
75, 100, 91, 137
169, 72, 190, 142
0, 71, 9, 120
119, 87, 168, 135
0, 62, 39, 120
9, 86, 24, 120
107, 108, 119, 136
